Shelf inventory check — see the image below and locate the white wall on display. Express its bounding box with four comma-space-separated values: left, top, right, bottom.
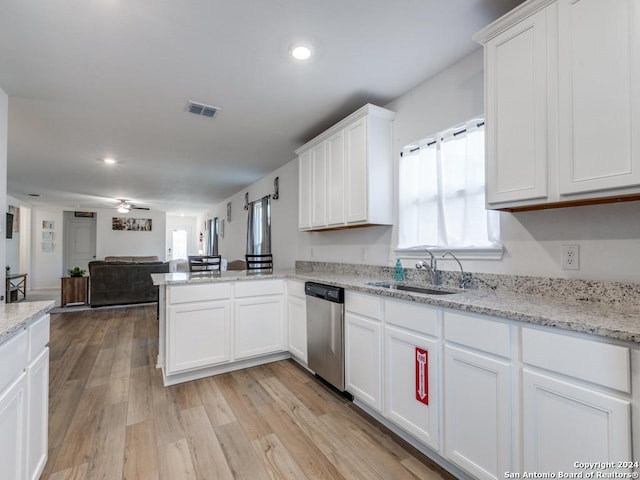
209, 160, 301, 270
211, 48, 640, 283
95, 208, 166, 260
31, 206, 64, 289
27, 206, 166, 288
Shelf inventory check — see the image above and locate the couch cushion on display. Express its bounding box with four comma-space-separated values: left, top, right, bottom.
104, 255, 160, 263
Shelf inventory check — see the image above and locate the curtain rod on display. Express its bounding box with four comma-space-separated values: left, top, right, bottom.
402, 121, 485, 156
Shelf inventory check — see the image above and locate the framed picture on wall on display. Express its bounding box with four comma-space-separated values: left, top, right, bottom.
227, 202, 232, 222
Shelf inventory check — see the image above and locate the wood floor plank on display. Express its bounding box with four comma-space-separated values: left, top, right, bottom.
85, 346, 116, 388
252, 432, 310, 480
194, 376, 237, 427
85, 401, 128, 480
215, 373, 273, 441
259, 376, 387, 480
51, 384, 107, 472
157, 438, 197, 480
151, 372, 186, 446
230, 367, 275, 408
179, 405, 234, 480
127, 365, 153, 426
46, 463, 89, 480
47, 379, 85, 450
213, 422, 272, 480
44, 305, 448, 480
123, 419, 160, 480
258, 402, 347, 480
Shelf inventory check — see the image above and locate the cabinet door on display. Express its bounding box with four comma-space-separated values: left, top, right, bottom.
344, 117, 368, 223
287, 295, 307, 363
298, 150, 311, 230
326, 130, 345, 226
485, 7, 549, 205
235, 296, 285, 360
310, 142, 327, 228
384, 326, 439, 450
0, 372, 27, 480
558, 0, 640, 195
168, 300, 231, 373
444, 344, 511, 480
522, 369, 631, 473
26, 348, 48, 480
345, 312, 382, 411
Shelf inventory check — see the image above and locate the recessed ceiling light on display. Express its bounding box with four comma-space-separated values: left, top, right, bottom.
104, 158, 117, 164
291, 45, 312, 60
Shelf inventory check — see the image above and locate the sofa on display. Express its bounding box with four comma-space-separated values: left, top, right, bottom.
88, 256, 170, 307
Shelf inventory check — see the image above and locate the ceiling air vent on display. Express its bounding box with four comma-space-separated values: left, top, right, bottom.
186, 101, 220, 118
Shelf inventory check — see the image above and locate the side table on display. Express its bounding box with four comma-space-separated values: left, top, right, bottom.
61, 276, 89, 307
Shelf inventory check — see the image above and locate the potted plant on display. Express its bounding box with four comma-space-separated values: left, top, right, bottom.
68, 267, 86, 277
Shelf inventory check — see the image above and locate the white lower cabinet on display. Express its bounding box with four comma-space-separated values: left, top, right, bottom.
443, 344, 511, 480
522, 369, 631, 473
345, 312, 382, 411
0, 313, 49, 480
26, 347, 49, 480
286, 285, 307, 364
168, 300, 231, 373
235, 296, 285, 360
521, 326, 632, 473
384, 325, 439, 450
345, 291, 383, 411
0, 372, 27, 480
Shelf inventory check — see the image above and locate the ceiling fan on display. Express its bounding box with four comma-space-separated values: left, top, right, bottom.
115, 199, 150, 214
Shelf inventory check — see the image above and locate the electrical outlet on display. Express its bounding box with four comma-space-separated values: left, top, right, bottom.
561, 245, 580, 270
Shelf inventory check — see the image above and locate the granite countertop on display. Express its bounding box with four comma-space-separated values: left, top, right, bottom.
0, 300, 55, 345
152, 269, 640, 345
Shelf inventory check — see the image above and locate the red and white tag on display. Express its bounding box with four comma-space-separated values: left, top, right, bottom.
415, 347, 429, 405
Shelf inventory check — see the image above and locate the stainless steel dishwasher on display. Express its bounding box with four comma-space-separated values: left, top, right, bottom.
305, 282, 345, 391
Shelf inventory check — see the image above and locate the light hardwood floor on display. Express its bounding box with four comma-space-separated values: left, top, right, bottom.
43, 305, 452, 480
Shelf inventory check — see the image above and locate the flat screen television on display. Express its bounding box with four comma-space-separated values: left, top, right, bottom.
6, 213, 13, 239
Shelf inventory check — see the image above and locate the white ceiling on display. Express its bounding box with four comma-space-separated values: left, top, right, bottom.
0, 0, 524, 215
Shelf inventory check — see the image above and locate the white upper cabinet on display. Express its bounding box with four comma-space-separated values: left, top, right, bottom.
484, 6, 550, 205
297, 104, 395, 230
476, 0, 640, 210
557, 0, 640, 195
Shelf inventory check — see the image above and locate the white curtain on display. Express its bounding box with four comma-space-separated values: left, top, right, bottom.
398, 120, 500, 249
246, 196, 271, 255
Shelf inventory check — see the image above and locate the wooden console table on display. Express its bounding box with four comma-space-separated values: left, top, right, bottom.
61, 276, 89, 307
6, 273, 27, 303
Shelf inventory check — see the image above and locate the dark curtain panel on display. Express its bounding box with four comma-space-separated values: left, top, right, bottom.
246, 196, 271, 255
206, 218, 219, 255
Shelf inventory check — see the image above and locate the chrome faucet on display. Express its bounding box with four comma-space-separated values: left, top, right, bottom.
416, 251, 441, 285
442, 251, 469, 289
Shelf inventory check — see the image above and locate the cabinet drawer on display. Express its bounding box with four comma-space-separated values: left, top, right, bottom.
345, 291, 381, 320
444, 311, 510, 358
0, 329, 28, 392
28, 314, 50, 360
522, 327, 630, 393
169, 283, 231, 304
384, 299, 439, 337
287, 280, 305, 299
235, 279, 284, 298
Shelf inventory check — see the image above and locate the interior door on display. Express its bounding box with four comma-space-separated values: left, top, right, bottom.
64, 214, 97, 273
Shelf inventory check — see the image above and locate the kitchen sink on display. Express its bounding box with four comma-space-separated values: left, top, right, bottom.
365, 281, 459, 295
